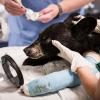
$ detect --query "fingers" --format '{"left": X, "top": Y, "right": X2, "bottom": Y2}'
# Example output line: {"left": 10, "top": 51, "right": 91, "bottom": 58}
{"left": 52, "top": 40, "right": 64, "bottom": 51}
{"left": 38, "top": 8, "right": 53, "bottom": 23}
{"left": 4, "top": 0, "right": 26, "bottom": 16}
{"left": 38, "top": 13, "right": 53, "bottom": 23}
{"left": 38, "top": 4, "right": 59, "bottom": 23}
{"left": 40, "top": 6, "right": 52, "bottom": 14}
{"left": 52, "top": 40, "right": 73, "bottom": 53}
{"left": 6, "top": 7, "right": 25, "bottom": 16}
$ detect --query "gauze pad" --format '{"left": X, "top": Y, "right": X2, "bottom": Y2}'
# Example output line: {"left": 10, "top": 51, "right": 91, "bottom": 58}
{"left": 25, "top": 8, "right": 40, "bottom": 21}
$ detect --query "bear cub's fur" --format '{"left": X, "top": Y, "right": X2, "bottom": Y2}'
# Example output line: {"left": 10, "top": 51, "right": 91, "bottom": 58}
{"left": 23, "top": 14, "right": 100, "bottom": 66}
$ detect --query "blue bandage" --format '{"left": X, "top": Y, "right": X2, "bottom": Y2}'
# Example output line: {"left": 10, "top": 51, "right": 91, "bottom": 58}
{"left": 25, "top": 70, "right": 80, "bottom": 96}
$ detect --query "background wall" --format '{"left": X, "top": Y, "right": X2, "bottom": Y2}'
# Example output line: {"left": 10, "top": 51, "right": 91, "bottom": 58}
{"left": 94, "top": 0, "right": 100, "bottom": 10}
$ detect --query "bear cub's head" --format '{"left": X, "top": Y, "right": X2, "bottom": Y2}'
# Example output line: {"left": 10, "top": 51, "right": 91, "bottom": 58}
{"left": 24, "top": 14, "right": 99, "bottom": 60}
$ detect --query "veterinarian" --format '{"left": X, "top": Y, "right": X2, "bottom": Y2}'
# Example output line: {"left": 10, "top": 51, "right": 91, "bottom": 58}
{"left": 0, "top": 0, "right": 95, "bottom": 46}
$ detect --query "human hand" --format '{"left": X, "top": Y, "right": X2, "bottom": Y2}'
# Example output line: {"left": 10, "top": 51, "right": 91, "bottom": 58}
{"left": 52, "top": 40, "right": 92, "bottom": 72}
{"left": 4, "top": 0, "right": 26, "bottom": 16}
{"left": 38, "top": 4, "right": 59, "bottom": 23}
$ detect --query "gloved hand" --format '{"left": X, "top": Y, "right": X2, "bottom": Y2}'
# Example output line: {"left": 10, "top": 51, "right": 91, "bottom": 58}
{"left": 52, "top": 40, "right": 93, "bottom": 72}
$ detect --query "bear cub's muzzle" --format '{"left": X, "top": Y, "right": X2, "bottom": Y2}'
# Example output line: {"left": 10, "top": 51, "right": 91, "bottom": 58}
{"left": 24, "top": 43, "right": 44, "bottom": 59}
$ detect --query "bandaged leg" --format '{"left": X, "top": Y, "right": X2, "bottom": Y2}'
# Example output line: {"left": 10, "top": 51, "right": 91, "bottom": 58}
{"left": 22, "top": 70, "right": 80, "bottom": 96}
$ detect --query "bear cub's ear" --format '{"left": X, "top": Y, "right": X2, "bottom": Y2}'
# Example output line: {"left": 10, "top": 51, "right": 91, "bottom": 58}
{"left": 71, "top": 17, "right": 97, "bottom": 41}
{"left": 64, "top": 13, "right": 80, "bottom": 29}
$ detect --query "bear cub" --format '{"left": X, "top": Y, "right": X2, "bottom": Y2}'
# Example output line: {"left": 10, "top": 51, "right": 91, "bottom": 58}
{"left": 23, "top": 13, "right": 100, "bottom": 66}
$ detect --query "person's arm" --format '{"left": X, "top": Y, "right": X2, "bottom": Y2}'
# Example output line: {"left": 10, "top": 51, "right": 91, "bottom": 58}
{"left": 38, "top": 0, "right": 95, "bottom": 23}
{"left": 94, "top": 78, "right": 100, "bottom": 100}
{"left": 76, "top": 52, "right": 100, "bottom": 99}
{"left": 59, "top": 0, "right": 95, "bottom": 13}
{"left": 76, "top": 67, "right": 98, "bottom": 99}
{"left": 77, "top": 67, "right": 100, "bottom": 100}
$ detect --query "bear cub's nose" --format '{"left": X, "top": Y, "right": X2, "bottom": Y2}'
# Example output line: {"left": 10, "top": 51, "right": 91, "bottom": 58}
{"left": 24, "top": 48, "right": 31, "bottom": 56}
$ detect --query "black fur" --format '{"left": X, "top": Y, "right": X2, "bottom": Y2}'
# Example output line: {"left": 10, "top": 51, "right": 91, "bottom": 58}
{"left": 23, "top": 14, "right": 100, "bottom": 66}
